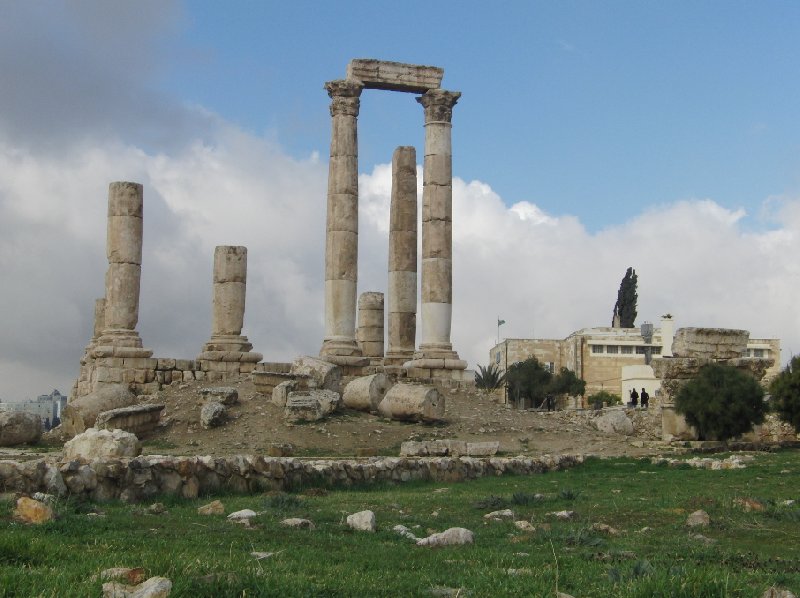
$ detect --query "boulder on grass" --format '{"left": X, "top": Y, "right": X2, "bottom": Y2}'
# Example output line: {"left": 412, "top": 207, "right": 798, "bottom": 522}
{"left": 593, "top": 410, "right": 634, "bottom": 436}
{"left": 0, "top": 411, "right": 43, "bottom": 446}
{"left": 63, "top": 428, "right": 141, "bottom": 461}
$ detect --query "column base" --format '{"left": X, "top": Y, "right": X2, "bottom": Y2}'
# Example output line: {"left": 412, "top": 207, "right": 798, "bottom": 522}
{"left": 197, "top": 351, "right": 263, "bottom": 363}
{"left": 320, "top": 337, "right": 364, "bottom": 358}
{"left": 91, "top": 329, "right": 152, "bottom": 358}
{"left": 384, "top": 350, "right": 415, "bottom": 367}
{"left": 202, "top": 335, "right": 254, "bottom": 353}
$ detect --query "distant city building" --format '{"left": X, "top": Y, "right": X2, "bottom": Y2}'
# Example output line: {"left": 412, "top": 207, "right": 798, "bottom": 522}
{"left": 490, "top": 316, "right": 780, "bottom": 406}
{"left": 0, "top": 389, "right": 67, "bottom": 430}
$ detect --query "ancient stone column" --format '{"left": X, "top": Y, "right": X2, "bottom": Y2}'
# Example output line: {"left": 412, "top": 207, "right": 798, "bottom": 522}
{"left": 95, "top": 182, "right": 152, "bottom": 357}
{"left": 408, "top": 89, "right": 465, "bottom": 372}
{"left": 385, "top": 146, "right": 418, "bottom": 366}
{"left": 320, "top": 79, "right": 365, "bottom": 363}
{"left": 357, "top": 292, "right": 384, "bottom": 363}
{"left": 200, "top": 246, "right": 262, "bottom": 362}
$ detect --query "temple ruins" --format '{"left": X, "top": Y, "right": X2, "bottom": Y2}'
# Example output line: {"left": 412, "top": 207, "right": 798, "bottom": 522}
{"left": 71, "top": 59, "right": 472, "bottom": 407}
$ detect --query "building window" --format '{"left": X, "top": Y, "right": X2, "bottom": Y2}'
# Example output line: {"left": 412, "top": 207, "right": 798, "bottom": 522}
{"left": 592, "top": 345, "right": 603, "bottom": 354}
{"left": 652, "top": 346, "right": 662, "bottom": 355}
{"left": 636, "top": 346, "right": 646, "bottom": 354}
{"left": 620, "top": 346, "right": 633, "bottom": 354}
{"left": 495, "top": 352, "right": 501, "bottom": 364}
{"left": 606, "top": 345, "right": 618, "bottom": 354}
{"left": 754, "top": 349, "right": 764, "bottom": 358}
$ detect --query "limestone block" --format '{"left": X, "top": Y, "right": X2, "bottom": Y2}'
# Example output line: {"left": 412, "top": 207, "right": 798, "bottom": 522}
{"left": 346, "top": 510, "right": 376, "bottom": 532}
{"left": 0, "top": 412, "right": 43, "bottom": 446}
{"left": 199, "top": 387, "right": 239, "bottom": 405}
{"left": 422, "top": 154, "right": 452, "bottom": 186}
{"left": 359, "top": 341, "right": 384, "bottom": 358}
{"left": 329, "top": 118, "right": 358, "bottom": 156}
{"left": 389, "top": 197, "right": 418, "bottom": 233}
{"left": 284, "top": 396, "right": 324, "bottom": 423}
{"left": 200, "top": 401, "right": 226, "bottom": 429}
{"left": 422, "top": 124, "right": 453, "bottom": 156}
{"left": 327, "top": 193, "right": 359, "bottom": 233}
{"left": 421, "top": 220, "right": 452, "bottom": 258}
{"left": 291, "top": 356, "right": 342, "bottom": 393}
{"left": 156, "top": 358, "right": 176, "bottom": 370}
{"left": 421, "top": 261, "right": 453, "bottom": 305}
{"left": 346, "top": 59, "right": 443, "bottom": 93}
{"left": 103, "top": 262, "right": 142, "bottom": 330}
{"left": 416, "top": 527, "right": 473, "bottom": 547}
{"left": 378, "top": 384, "right": 445, "bottom": 422}
{"left": 387, "top": 272, "right": 417, "bottom": 312}
{"left": 327, "top": 156, "right": 359, "bottom": 196}
{"left": 593, "top": 410, "right": 634, "bottom": 436}
{"left": 95, "top": 404, "right": 164, "bottom": 434}
{"left": 108, "top": 181, "right": 143, "bottom": 217}
{"left": 272, "top": 381, "right": 297, "bottom": 407}
{"left": 672, "top": 328, "right": 749, "bottom": 359}
{"left": 213, "top": 282, "right": 246, "bottom": 335}
{"left": 213, "top": 246, "right": 247, "bottom": 284}
{"left": 106, "top": 215, "right": 143, "bottom": 264}
{"left": 388, "top": 231, "right": 418, "bottom": 271}
{"left": 325, "top": 231, "right": 358, "bottom": 280}
{"left": 64, "top": 428, "right": 141, "bottom": 460}
{"left": 466, "top": 441, "right": 500, "bottom": 457}
{"left": 238, "top": 363, "right": 255, "bottom": 374}
{"left": 661, "top": 404, "right": 698, "bottom": 441}
{"left": 61, "top": 384, "right": 137, "bottom": 437}
{"left": 342, "top": 373, "right": 392, "bottom": 412}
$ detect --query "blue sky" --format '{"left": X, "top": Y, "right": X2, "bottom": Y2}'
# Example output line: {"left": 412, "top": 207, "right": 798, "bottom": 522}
{"left": 0, "top": 1, "right": 799, "bottom": 399}
{"left": 157, "top": 1, "right": 800, "bottom": 231}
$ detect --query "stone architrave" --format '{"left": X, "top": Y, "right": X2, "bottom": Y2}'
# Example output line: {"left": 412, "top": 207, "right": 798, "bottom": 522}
{"left": 385, "top": 146, "right": 418, "bottom": 366}
{"left": 357, "top": 292, "right": 384, "bottom": 363}
{"left": 320, "top": 79, "right": 366, "bottom": 364}
{"left": 94, "top": 182, "right": 152, "bottom": 358}
{"left": 406, "top": 89, "right": 466, "bottom": 372}
{"left": 199, "top": 246, "right": 262, "bottom": 364}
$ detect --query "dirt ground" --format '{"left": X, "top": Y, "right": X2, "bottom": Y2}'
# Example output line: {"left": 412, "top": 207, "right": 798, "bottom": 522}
{"left": 113, "top": 377, "right": 667, "bottom": 459}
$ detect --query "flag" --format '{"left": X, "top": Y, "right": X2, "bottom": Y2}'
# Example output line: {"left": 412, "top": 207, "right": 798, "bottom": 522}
{"left": 498, "top": 319, "right": 506, "bottom": 326}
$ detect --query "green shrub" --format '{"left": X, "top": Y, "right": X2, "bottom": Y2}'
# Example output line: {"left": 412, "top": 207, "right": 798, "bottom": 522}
{"left": 675, "top": 363, "right": 766, "bottom": 441}
{"left": 770, "top": 356, "right": 800, "bottom": 432}
{"left": 587, "top": 390, "right": 621, "bottom": 407}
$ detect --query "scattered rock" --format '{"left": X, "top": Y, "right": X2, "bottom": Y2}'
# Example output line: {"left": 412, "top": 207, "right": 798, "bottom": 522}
{"left": 32, "top": 492, "right": 56, "bottom": 505}
{"left": 547, "top": 510, "right": 576, "bottom": 520}
{"left": 347, "top": 510, "right": 376, "bottom": 532}
{"left": 733, "top": 497, "right": 765, "bottom": 512}
{"left": 148, "top": 503, "right": 167, "bottom": 515}
{"left": 429, "top": 587, "right": 469, "bottom": 597}
{"left": 271, "top": 380, "right": 296, "bottom": 408}
{"left": 13, "top": 496, "right": 54, "bottom": 524}
{"left": 590, "top": 523, "right": 620, "bottom": 535}
{"left": 199, "top": 387, "right": 238, "bottom": 405}
{"left": 281, "top": 517, "right": 315, "bottom": 529}
{"left": 686, "top": 510, "right": 710, "bottom": 527}
{"left": 284, "top": 390, "right": 341, "bottom": 423}
{"left": 227, "top": 509, "right": 257, "bottom": 521}
{"left": 101, "top": 576, "right": 172, "bottom": 598}
{"left": 416, "top": 527, "right": 474, "bottom": 547}
{"left": 484, "top": 509, "right": 515, "bottom": 521}
{"left": 393, "top": 524, "right": 419, "bottom": 541}
{"left": 290, "top": 356, "right": 342, "bottom": 393}
{"left": 0, "top": 411, "right": 43, "bottom": 446}
{"left": 98, "top": 568, "right": 146, "bottom": 585}
{"left": 200, "top": 401, "right": 226, "bottom": 429}
{"left": 267, "top": 443, "right": 294, "bottom": 457}
{"left": 513, "top": 520, "right": 536, "bottom": 532}
{"left": 63, "top": 428, "right": 141, "bottom": 460}
{"left": 762, "top": 587, "right": 797, "bottom": 598}
{"left": 197, "top": 500, "right": 225, "bottom": 516}
{"left": 61, "top": 384, "right": 136, "bottom": 437}
{"left": 690, "top": 533, "right": 717, "bottom": 545}
{"left": 378, "top": 384, "right": 445, "bottom": 423}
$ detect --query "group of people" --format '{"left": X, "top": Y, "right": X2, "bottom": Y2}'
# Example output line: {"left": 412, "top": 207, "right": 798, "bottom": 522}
{"left": 628, "top": 387, "right": 650, "bottom": 408}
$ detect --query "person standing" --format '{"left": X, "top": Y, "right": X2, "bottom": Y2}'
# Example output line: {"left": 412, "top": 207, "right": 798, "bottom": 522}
{"left": 629, "top": 388, "right": 639, "bottom": 408}
{"left": 640, "top": 388, "right": 650, "bottom": 409}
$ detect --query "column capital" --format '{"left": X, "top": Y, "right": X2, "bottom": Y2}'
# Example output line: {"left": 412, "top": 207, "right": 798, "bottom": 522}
{"left": 325, "top": 79, "right": 364, "bottom": 117}
{"left": 416, "top": 89, "right": 461, "bottom": 123}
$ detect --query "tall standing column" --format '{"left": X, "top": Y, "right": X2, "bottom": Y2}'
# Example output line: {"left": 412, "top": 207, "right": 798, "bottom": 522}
{"left": 385, "top": 146, "right": 418, "bottom": 365}
{"left": 95, "top": 181, "right": 152, "bottom": 358}
{"left": 320, "top": 79, "right": 365, "bottom": 361}
{"left": 409, "top": 89, "right": 465, "bottom": 371}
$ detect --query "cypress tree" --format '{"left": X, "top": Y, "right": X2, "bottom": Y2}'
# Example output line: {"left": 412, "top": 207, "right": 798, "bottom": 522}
{"left": 612, "top": 267, "right": 638, "bottom": 328}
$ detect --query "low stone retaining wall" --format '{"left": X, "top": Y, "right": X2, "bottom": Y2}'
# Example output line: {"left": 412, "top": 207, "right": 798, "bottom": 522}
{"left": 0, "top": 453, "right": 583, "bottom": 503}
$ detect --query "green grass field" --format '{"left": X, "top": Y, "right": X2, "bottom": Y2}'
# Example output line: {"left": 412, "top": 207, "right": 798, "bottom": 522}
{"left": 2, "top": 451, "right": 800, "bottom": 597}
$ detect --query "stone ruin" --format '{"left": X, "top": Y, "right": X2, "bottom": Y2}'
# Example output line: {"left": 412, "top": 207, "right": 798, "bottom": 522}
{"left": 65, "top": 59, "right": 473, "bottom": 440}
{"left": 653, "top": 327, "right": 775, "bottom": 441}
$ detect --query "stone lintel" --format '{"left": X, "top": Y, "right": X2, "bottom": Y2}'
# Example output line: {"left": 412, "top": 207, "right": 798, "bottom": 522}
{"left": 346, "top": 59, "right": 443, "bottom": 93}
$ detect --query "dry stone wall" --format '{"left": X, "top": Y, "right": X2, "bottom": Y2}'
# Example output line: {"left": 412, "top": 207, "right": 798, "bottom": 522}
{"left": 0, "top": 454, "right": 583, "bottom": 502}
